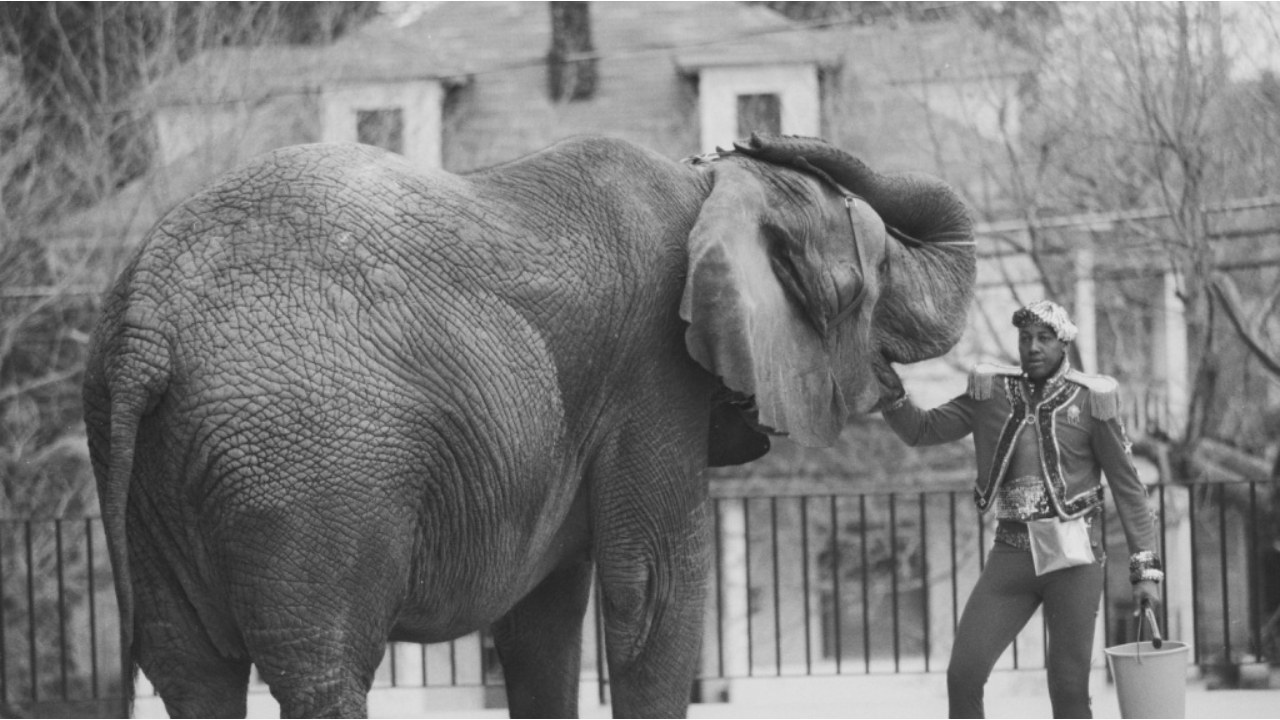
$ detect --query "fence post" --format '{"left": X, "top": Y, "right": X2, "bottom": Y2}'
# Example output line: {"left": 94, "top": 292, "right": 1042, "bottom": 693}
{"left": 719, "top": 499, "right": 750, "bottom": 681}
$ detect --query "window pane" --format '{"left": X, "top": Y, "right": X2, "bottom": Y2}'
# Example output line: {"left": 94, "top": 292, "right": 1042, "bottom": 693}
{"left": 357, "top": 108, "right": 404, "bottom": 154}
{"left": 737, "top": 94, "right": 782, "bottom": 137}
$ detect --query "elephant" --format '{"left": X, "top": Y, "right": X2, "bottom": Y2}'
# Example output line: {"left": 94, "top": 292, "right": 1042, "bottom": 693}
{"left": 82, "top": 132, "right": 975, "bottom": 718}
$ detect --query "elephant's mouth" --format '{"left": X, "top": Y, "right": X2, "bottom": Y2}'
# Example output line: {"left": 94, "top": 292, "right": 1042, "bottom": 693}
{"left": 870, "top": 350, "right": 904, "bottom": 398}
{"left": 874, "top": 347, "right": 903, "bottom": 375}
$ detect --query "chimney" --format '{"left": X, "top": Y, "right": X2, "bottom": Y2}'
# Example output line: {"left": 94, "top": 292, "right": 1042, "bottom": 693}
{"left": 547, "top": 2, "right": 597, "bottom": 101}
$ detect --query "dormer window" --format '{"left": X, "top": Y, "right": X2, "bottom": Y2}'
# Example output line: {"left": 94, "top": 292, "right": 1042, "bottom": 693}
{"left": 675, "top": 59, "right": 830, "bottom": 152}
{"left": 737, "top": 93, "right": 782, "bottom": 136}
{"left": 321, "top": 81, "right": 449, "bottom": 169}
{"left": 357, "top": 108, "right": 405, "bottom": 153}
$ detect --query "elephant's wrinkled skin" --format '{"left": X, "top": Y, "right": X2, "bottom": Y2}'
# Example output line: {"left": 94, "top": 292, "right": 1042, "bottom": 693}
{"left": 82, "top": 134, "right": 975, "bottom": 718}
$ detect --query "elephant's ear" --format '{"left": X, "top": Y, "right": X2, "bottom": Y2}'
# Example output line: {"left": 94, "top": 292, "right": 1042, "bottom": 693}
{"left": 679, "top": 161, "right": 855, "bottom": 447}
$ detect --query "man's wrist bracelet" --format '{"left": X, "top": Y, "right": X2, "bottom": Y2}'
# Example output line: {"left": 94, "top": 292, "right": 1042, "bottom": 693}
{"left": 1129, "top": 551, "right": 1164, "bottom": 584}
{"left": 883, "top": 392, "right": 909, "bottom": 412}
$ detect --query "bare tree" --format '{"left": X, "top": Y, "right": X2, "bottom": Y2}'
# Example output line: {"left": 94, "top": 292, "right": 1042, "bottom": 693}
{"left": 934, "top": 2, "right": 1280, "bottom": 451}
{"left": 0, "top": 4, "right": 374, "bottom": 712}
{"left": 916, "top": 1, "right": 1280, "bottom": 670}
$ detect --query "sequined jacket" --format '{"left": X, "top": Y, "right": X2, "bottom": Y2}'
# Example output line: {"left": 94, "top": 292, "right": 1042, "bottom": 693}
{"left": 882, "top": 360, "right": 1163, "bottom": 582}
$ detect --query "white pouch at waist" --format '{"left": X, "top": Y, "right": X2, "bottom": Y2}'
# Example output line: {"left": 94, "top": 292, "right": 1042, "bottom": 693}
{"left": 1027, "top": 516, "right": 1094, "bottom": 576}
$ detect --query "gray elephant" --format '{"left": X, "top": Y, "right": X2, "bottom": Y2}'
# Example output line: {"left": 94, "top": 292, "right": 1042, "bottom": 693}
{"left": 82, "top": 133, "right": 975, "bottom": 718}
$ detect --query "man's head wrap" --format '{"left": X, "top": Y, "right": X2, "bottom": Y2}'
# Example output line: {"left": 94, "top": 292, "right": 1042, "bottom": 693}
{"left": 1012, "top": 300, "right": 1077, "bottom": 343}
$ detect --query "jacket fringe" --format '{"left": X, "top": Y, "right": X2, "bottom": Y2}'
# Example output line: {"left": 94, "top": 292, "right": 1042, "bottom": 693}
{"left": 1067, "top": 370, "right": 1121, "bottom": 421}
{"left": 1088, "top": 390, "right": 1120, "bottom": 421}
{"left": 968, "top": 362, "right": 1019, "bottom": 401}
{"left": 968, "top": 364, "right": 1121, "bottom": 421}
{"left": 967, "top": 370, "right": 993, "bottom": 400}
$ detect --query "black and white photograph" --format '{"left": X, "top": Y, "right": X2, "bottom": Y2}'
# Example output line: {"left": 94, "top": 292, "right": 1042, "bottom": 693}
{"left": 2, "top": 2, "right": 1279, "bottom": 718}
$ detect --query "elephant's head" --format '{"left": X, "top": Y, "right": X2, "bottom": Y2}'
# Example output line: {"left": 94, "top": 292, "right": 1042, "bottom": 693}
{"left": 680, "top": 133, "right": 976, "bottom": 448}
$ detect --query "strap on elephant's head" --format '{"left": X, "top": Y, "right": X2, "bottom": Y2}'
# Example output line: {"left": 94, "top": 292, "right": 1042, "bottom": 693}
{"left": 680, "top": 138, "right": 886, "bottom": 445}
{"left": 680, "top": 133, "right": 977, "bottom": 447}
{"left": 691, "top": 139, "right": 901, "bottom": 333}
{"left": 686, "top": 139, "right": 884, "bottom": 330}
{"left": 687, "top": 134, "right": 981, "bottom": 339}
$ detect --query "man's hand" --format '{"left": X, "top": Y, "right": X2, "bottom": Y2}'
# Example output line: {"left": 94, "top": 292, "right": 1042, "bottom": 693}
{"left": 873, "top": 358, "right": 905, "bottom": 410}
{"left": 1132, "top": 580, "right": 1161, "bottom": 611}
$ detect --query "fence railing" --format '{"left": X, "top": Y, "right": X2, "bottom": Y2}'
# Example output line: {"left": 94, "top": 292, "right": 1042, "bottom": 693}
{"left": 3, "top": 478, "right": 1275, "bottom": 715}
{"left": 699, "top": 478, "right": 1278, "bottom": 681}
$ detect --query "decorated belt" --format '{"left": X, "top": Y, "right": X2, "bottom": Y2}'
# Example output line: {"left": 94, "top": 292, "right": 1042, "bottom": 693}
{"left": 995, "top": 475, "right": 1054, "bottom": 522}
{"left": 994, "top": 520, "right": 1032, "bottom": 551}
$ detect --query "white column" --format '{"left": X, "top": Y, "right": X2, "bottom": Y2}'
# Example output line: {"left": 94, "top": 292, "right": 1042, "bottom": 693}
{"left": 1160, "top": 271, "right": 1190, "bottom": 436}
{"left": 1073, "top": 247, "right": 1098, "bottom": 374}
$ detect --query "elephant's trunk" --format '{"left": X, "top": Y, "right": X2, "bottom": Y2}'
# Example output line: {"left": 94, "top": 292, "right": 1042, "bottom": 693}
{"left": 730, "top": 134, "right": 977, "bottom": 363}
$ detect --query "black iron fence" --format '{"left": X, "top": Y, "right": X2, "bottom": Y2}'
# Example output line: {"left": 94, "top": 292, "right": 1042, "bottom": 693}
{"left": 700, "top": 478, "right": 1278, "bottom": 681}
{"left": 3, "top": 479, "right": 1276, "bottom": 715}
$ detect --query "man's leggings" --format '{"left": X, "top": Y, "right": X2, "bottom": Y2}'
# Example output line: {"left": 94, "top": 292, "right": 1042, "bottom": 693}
{"left": 947, "top": 541, "right": 1104, "bottom": 718}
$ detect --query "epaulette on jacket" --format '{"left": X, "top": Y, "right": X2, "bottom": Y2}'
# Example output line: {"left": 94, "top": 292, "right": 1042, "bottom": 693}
{"left": 967, "top": 363, "right": 1122, "bottom": 421}
{"left": 1066, "top": 369, "right": 1122, "bottom": 421}
{"left": 966, "top": 362, "right": 1021, "bottom": 401}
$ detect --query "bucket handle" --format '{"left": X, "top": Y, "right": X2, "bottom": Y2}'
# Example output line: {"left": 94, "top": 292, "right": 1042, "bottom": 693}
{"left": 1135, "top": 598, "right": 1164, "bottom": 664}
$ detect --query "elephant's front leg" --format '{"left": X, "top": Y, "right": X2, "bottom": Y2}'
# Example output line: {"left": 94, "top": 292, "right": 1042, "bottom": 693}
{"left": 491, "top": 557, "right": 594, "bottom": 718}
{"left": 595, "top": 494, "right": 710, "bottom": 718}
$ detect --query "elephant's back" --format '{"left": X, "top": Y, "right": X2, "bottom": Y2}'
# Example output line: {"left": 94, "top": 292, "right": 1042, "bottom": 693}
{"left": 131, "top": 142, "right": 502, "bottom": 346}
{"left": 120, "top": 143, "right": 577, "bottom": 606}
{"left": 137, "top": 142, "right": 564, "bottom": 461}
{"left": 139, "top": 142, "right": 556, "bottom": 310}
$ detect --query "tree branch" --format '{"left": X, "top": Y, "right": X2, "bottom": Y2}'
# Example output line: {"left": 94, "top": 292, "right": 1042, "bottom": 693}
{"left": 1210, "top": 273, "right": 1280, "bottom": 378}
{"left": 0, "top": 367, "right": 82, "bottom": 404}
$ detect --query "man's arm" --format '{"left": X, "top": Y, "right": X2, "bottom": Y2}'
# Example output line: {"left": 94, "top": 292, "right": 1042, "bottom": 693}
{"left": 1088, "top": 387, "right": 1164, "bottom": 605}
{"left": 877, "top": 364, "right": 977, "bottom": 447}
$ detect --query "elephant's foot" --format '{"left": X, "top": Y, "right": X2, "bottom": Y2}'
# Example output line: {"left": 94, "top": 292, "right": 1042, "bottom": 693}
{"left": 263, "top": 669, "right": 370, "bottom": 719}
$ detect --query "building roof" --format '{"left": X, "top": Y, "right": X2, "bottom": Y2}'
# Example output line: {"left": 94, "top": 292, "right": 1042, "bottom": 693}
{"left": 51, "top": 3, "right": 1027, "bottom": 248}
{"left": 46, "top": 93, "right": 319, "bottom": 246}
{"left": 145, "top": 8, "right": 472, "bottom": 107}
{"left": 377, "top": 1, "right": 835, "bottom": 75}
{"left": 147, "top": 2, "right": 835, "bottom": 106}
{"left": 54, "top": 1, "right": 846, "bottom": 246}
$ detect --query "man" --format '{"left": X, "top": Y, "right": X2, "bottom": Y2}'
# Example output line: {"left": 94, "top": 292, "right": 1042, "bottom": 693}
{"left": 878, "top": 300, "right": 1162, "bottom": 718}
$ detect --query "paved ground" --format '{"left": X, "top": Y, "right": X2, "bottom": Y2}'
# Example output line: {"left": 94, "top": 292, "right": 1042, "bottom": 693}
{"left": 673, "top": 673, "right": 1280, "bottom": 719}
{"left": 135, "top": 668, "right": 1280, "bottom": 718}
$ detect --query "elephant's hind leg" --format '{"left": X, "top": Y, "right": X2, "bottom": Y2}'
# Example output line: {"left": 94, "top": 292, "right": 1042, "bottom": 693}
{"left": 132, "top": 564, "right": 252, "bottom": 717}
{"left": 492, "top": 557, "right": 595, "bottom": 718}
{"left": 236, "top": 596, "right": 386, "bottom": 718}
{"left": 256, "top": 652, "right": 374, "bottom": 719}
{"left": 241, "top": 609, "right": 384, "bottom": 718}
{"left": 150, "top": 654, "right": 252, "bottom": 720}
{"left": 227, "top": 525, "right": 400, "bottom": 718}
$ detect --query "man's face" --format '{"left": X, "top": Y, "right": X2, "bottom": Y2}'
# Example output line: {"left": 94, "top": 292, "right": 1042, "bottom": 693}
{"left": 1018, "top": 322, "right": 1068, "bottom": 381}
